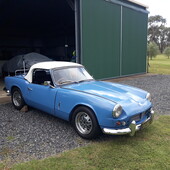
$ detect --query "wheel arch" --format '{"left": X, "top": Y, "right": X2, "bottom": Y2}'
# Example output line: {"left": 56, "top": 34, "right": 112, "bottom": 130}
{"left": 11, "top": 85, "right": 25, "bottom": 102}
{"left": 69, "top": 104, "right": 98, "bottom": 123}
{"left": 11, "top": 85, "right": 26, "bottom": 110}
{"left": 11, "top": 85, "right": 21, "bottom": 93}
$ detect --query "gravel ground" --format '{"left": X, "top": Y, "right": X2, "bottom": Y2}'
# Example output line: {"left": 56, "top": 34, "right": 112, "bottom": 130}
{"left": 0, "top": 104, "right": 91, "bottom": 164}
{"left": 120, "top": 74, "right": 170, "bottom": 115}
{"left": 0, "top": 74, "right": 170, "bottom": 164}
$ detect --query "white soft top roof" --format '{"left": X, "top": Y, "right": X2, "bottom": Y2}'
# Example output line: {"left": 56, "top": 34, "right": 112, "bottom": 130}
{"left": 25, "top": 61, "right": 82, "bottom": 83}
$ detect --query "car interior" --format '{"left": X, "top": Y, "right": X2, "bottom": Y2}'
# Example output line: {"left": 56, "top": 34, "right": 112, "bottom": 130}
{"left": 32, "top": 69, "right": 53, "bottom": 86}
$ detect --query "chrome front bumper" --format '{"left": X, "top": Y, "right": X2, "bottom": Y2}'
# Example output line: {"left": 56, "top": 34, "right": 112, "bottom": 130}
{"left": 102, "top": 110, "right": 154, "bottom": 136}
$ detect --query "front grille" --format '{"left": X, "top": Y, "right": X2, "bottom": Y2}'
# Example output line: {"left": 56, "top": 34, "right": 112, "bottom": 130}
{"left": 132, "top": 114, "right": 141, "bottom": 122}
{"left": 131, "top": 108, "right": 151, "bottom": 123}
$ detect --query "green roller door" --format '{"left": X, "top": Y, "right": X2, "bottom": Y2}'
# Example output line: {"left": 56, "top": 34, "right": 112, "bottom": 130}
{"left": 121, "top": 7, "right": 148, "bottom": 75}
{"left": 80, "top": 0, "right": 121, "bottom": 79}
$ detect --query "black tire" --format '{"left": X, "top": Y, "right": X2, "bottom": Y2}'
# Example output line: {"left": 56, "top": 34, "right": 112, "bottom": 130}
{"left": 71, "top": 106, "right": 100, "bottom": 139}
{"left": 11, "top": 87, "right": 25, "bottom": 110}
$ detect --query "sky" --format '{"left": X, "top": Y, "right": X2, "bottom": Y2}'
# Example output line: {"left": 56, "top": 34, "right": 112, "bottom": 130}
{"left": 137, "top": 0, "right": 170, "bottom": 27}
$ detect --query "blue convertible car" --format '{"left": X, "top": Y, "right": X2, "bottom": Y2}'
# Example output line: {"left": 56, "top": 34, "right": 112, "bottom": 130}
{"left": 4, "top": 61, "right": 154, "bottom": 139}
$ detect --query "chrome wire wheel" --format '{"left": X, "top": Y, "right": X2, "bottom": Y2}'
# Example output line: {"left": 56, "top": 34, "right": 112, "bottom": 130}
{"left": 72, "top": 106, "right": 100, "bottom": 139}
{"left": 13, "top": 90, "right": 22, "bottom": 107}
{"left": 75, "top": 112, "right": 93, "bottom": 135}
{"left": 12, "top": 88, "right": 25, "bottom": 110}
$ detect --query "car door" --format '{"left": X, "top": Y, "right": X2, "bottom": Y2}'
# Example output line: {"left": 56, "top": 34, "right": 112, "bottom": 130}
{"left": 26, "top": 69, "right": 58, "bottom": 115}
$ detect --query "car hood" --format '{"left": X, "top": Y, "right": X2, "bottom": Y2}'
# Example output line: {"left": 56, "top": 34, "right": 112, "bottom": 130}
{"left": 63, "top": 81, "right": 151, "bottom": 113}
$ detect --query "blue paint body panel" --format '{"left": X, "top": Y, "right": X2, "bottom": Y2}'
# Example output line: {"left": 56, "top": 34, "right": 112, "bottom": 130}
{"left": 4, "top": 75, "right": 152, "bottom": 131}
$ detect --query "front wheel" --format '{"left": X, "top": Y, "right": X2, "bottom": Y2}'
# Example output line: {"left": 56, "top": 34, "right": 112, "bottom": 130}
{"left": 11, "top": 87, "right": 25, "bottom": 110}
{"left": 72, "top": 106, "right": 100, "bottom": 139}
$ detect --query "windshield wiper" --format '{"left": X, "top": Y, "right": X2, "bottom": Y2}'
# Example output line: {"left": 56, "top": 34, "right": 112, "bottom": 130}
{"left": 58, "top": 79, "right": 94, "bottom": 85}
{"left": 78, "top": 79, "right": 94, "bottom": 83}
{"left": 58, "top": 80, "right": 77, "bottom": 85}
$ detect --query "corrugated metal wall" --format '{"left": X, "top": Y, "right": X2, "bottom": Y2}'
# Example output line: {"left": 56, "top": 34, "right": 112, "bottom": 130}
{"left": 122, "top": 7, "right": 148, "bottom": 75}
{"left": 80, "top": 0, "right": 148, "bottom": 79}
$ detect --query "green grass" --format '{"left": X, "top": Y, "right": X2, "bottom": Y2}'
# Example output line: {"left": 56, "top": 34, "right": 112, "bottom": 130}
{"left": 1, "top": 116, "right": 169, "bottom": 170}
{"left": 149, "top": 55, "right": 170, "bottom": 74}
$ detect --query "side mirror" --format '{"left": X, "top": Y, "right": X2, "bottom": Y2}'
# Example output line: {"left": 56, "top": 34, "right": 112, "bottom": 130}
{"left": 44, "top": 81, "right": 51, "bottom": 86}
{"left": 44, "top": 81, "right": 55, "bottom": 88}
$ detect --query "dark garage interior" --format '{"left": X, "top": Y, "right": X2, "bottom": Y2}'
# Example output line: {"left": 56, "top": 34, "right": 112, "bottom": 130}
{"left": 0, "top": 0, "right": 76, "bottom": 77}
{"left": 0, "top": 0, "right": 148, "bottom": 80}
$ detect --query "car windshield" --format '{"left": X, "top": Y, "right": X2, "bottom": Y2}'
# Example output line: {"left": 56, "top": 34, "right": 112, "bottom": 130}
{"left": 52, "top": 67, "right": 94, "bottom": 85}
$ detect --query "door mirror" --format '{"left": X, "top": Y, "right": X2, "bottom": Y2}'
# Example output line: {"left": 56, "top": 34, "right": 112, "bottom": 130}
{"left": 44, "top": 81, "right": 55, "bottom": 88}
{"left": 44, "top": 81, "right": 51, "bottom": 86}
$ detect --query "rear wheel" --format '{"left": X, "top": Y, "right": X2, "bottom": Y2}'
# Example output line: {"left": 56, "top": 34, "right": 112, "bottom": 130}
{"left": 72, "top": 106, "right": 100, "bottom": 139}
{"left": 11, "top": 87, "right": 25, "bottom": 110}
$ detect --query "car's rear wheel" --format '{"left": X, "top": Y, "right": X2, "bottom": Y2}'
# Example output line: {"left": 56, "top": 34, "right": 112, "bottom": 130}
{"left": 11, "top": 87, "right": 25, "bottom": 110}
{"left": 72, "top": 106, "right": 100, "bottom": 139}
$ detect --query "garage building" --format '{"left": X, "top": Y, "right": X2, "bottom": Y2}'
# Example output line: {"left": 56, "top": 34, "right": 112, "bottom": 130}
{"left": 0, "top": 0, "right": 148, "bottom": 79}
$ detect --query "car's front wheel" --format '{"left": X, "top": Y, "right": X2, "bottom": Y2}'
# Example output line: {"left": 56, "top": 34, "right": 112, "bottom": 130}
{"left": 72, "top": 106, "right": 100, "bottom": 139}
{"left": 11, "top": 87, "right": 25, "bottom": 110}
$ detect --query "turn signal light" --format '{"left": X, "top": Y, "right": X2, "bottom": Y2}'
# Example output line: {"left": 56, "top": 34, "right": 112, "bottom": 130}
{"left": 116, "top": 121, "right": 126, "bottom": 126}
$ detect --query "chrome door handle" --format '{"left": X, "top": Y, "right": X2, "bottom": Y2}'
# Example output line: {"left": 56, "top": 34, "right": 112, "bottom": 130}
{"left": 27, "top": 87, "right": 32, "bottom": 91}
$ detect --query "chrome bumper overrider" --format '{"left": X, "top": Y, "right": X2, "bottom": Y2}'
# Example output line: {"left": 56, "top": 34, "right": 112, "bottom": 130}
{"left": 102, "top": 110, "right": 154, "bottom": 136}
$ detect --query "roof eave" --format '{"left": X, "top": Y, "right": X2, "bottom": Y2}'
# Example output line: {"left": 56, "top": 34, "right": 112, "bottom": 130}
{"left": 127, "top": 0, "right": 149, "bottom": 9}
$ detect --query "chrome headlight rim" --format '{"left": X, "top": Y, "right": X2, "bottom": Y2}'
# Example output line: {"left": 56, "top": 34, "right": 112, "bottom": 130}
{"left": 112, "top": 104, "right": 122, "bottom": 118}
{"left": 146, "top": 93, "right": 151, "bottom": 102}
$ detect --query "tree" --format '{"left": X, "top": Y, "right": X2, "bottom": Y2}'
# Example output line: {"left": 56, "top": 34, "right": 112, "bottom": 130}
{"left": 148, "top": 15, "right": 170, "bottom": 53}
{"left": 147, "top": 42, "right": 160, "bottom": 60}
{"left": 159, "top": 27, "right": 170, "bottom": 52}
{"left": 163, "top": 46, "right": 170, "bottom": 59}
{"left": 148, "top": 15, "right": 166, "bottom": 43}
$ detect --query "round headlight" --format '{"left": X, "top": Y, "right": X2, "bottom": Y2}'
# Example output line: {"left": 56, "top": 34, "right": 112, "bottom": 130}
{"left": 112, "top": 104, "right": 122, "bottom": 118}
{"left": 146, "top": 93, "right": 151, "bottom": 102}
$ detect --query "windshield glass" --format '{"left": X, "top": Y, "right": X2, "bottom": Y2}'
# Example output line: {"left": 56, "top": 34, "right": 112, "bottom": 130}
{"left": 52, "top": 67, "right": 94, "bottom": 85}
